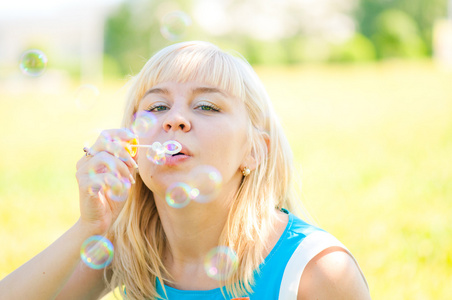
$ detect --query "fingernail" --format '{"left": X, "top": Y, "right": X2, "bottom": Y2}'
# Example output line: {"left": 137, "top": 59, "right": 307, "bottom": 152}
{"left": 129, "top": 174, "right": 136, "bottom": 184}
{"left": 131, "top": 159, "right": 139, "bottom": 169}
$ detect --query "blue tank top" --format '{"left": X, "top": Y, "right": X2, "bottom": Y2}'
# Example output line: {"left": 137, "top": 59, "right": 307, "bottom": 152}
{"left": 155, "top": 210, "right": 324, "bottom": 299}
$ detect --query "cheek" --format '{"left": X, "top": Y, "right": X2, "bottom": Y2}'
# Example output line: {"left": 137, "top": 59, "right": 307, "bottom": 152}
{"left": 136, "top": 154, "right": 160, "bottom": 190}
{"left": 205, "top": 124, "right": 248, "bottom": 165}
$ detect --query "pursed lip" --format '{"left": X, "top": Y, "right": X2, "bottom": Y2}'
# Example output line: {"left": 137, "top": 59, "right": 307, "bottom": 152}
{"left": 164, "top": 153, "right": 191, "bottom": 166}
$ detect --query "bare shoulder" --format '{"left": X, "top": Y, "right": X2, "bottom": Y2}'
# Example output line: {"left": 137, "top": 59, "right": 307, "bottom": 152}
{"left": 298, "top": 247, "right": 371, "bottom": 300}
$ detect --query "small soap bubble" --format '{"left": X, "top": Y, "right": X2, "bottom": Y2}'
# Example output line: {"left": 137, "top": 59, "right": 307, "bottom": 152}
{"left": 188, "top": 165, "right": 222, "bottom": 203}
{"left": 87, "top": 180, "right": 105, "bottom": 196}
{"left": 160, "top": 11, "right": 192, "bottom": 41}
{"left": 86, "top": 158, "right": 130, "bottom": 201}
{"left": 165, "top": 182, "right": 196, "bottom": 208}
{"left": 80, "top": 235, "right": 114, "bottom": 269}
{"left": 204, "top": 246, "right": 238, "bottom": 281}
{"left": 74, "top": 84, "right": 100, "bottom": 110}
{"left": 105, "top": 141, "right": 123, "bottom": 158}
{"left": 151, "top": 141, "right": 164, "bottom": 152}
{"left": 19, "top": 49, "right": 47, "bottom": 76}
{"left": 163, "top": 140, "right": 182, "bottom": 155}
{"left": 131, "top": 111, "right": 157, "bottom": 137}
{"left": 146, "top": 147, "right": 167, "bottom": 165}
{"left": 102, "top": 131, "right": 135, "bottom": 160}
{"left": 105, "top": 174, "right": 131, "bottom": 202}
{"left": 87, "top": 168, "right": 105, "bottom": 196}
{"left": 87, "top": 184, "right": 99, "bottom": 196}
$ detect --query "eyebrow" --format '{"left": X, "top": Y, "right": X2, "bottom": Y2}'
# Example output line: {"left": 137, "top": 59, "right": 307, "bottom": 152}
{"left": 143, "top": 86, "right": 228, "bottom": 97}
{"left": 143, "top": 87, "right": 170, "bottom": 97}
{"left": 192, "top": 87, "right": 228, "bottom": 97}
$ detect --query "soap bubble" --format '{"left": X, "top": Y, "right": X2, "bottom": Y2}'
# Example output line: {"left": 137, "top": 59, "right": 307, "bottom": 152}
{"left": 146, "top": 146, "right": 166, "bottom": 165}
{"left": 163, "top": 140, "right": 182, "bottom": 155}
{"left": 19, "top": 49, "right": 47, "bottom": 76}
{"left": 165, "top": 182, "right": 198, "bottom": 208}
{"left": 86, "top": 158, "right": 131, "bottom": 201}
{"left": 104, "top": 141, "right": 122, "bottom": 158}
{"left": 131, "top": 111, "right": 157, "bottom": 137}
{"left": 204, "top": 246, "right": 238, "bottom": 281}
{"left": 101, "top": 131, "right": 137, "bottom": 161}
{"left": 87, "top": 178, "right": 104, "bottom": 196}
{"left": 87, "top": 167, "right": 106, "bottom": 196}
{"left": 188, "top": 165, "right": 222, "bottom": 204}
{"left": 74, "top": 84, "right": 100, "bottom": 110}
{"left": 151, "top": 141, "right": 164, "bottom": 151}
{"left": 80, "top": 235, "right": 114, "bottom": 269}
{"left": 160, "top": 11, "right": 192, "bottom": 41}
{"left": 105, "top": 173, "right": 131, "bottom": 202}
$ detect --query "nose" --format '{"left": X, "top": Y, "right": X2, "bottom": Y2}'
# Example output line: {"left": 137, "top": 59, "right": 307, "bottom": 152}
{"left": 162, "top": 107, "right": 191, "bottom": 132}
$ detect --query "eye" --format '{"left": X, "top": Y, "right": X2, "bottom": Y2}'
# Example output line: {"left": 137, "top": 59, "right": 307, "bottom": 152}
{"left": 195, "top": 102, "right": 221, "bottom": 112}
{"left": 145, "top": 104, "right": 169, "bottom": 112}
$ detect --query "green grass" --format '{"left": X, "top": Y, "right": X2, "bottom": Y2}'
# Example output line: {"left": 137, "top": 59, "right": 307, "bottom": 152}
{"left": 1, "top": 61, "right": 451, "bottom": 299}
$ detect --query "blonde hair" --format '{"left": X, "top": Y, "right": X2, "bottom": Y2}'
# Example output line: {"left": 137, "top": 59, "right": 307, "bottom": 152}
{"left": 108, "top": 41, "right": 302, "bottom": 299}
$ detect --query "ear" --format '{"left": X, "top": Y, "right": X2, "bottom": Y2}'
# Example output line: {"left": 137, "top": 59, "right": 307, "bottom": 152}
{"left": 240, "top": 131, "right": 270, "bottom": 172}
{"left": 241, "top": 155, "right": 257, "bottom": 173}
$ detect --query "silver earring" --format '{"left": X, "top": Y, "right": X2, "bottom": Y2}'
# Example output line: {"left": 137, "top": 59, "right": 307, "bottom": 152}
{"left": 242, "top": 166, "right": 251, "bottom": 177}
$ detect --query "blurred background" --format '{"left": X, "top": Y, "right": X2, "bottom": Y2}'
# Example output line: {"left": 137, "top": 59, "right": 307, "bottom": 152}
{"left": 1, "top": 0, "right": 451, "bottom": 299}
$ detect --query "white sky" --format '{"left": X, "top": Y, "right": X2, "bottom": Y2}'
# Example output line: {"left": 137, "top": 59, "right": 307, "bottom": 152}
{"left": 0, "top": 0, "right": 123, "bottom": 16}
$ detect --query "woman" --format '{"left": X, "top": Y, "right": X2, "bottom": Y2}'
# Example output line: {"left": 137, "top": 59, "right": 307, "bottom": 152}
{"left": 0, "top": 41, "right": 370, "bottom": 299}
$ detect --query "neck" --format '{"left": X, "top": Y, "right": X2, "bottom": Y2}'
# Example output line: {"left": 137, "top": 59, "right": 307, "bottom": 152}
{"left": 153, "top": 171, "right": 243, "bottom": 264}
{"left": 154, "top": 192, "right": 235, "bottom": 289}
{"left": 165, "top": 203, "right": 229, "bottom": 257}
{"left": 154, "top": 181, "right": 239, "bottom": 262}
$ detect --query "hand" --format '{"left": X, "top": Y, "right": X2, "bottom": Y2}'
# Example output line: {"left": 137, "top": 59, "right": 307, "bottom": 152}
{"left": 75, "top": 129, "right": 138, "bottom": 235}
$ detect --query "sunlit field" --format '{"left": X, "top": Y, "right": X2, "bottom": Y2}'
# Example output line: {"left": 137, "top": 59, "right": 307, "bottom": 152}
{"left": 0, "top": 61, "right": 451, "bottom": 299}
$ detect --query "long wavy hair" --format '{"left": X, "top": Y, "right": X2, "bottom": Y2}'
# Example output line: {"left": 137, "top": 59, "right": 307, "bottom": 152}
{"left": 108, "top": 41, "right": 304, "bottom": 299}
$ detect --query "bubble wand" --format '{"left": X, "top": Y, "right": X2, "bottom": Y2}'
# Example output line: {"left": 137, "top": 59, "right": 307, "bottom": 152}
{"left": 126, "top": 139, "right": 182, "bottom": 157}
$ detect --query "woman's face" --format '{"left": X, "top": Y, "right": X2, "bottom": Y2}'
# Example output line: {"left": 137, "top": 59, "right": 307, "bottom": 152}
{"left": 135, "top": 81, "right": 251, "bottom": 202}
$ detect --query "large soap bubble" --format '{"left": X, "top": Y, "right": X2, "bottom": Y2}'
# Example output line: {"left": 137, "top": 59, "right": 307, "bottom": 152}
{"left": 204, "top": 246, "right": 238, "bottom": 281}
{"left": 80, "top": 235, "right": 114, "bottom": 269}
{"left": 160, "top": 11, "right": 192, "bottom": 41}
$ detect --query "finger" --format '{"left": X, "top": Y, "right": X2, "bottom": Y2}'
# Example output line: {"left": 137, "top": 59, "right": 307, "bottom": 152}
{"left": 103, "top": 173, "right": 131, "bottom": 202}
{"left": 97, "top": 129, "right": 136, "bottom": 148}
{"left": 105, "top": 141, "right": 138, "bottom": 169}
{"left": 84, "top": 175, "right": 105, "bottom": 197}
{"left": 90, "top": 129, "right": 138, "bottom": 169}
{"left": 76, "top": 155, "right": 88, "bottom": 170}
{"left": 106, "top": 128, "right": 136, "bottom": 140}
{"left": 80, "top": 169, "right": 131, "bottom": 203}
{"left": 77, "top": 151, "right": 135, "bottom": 187}
{"left": 90, "top": 152, "right": 136, "bottom": 184}
{"left": 76, "top": 148, "right": 98, "bottom": 170}
{"left": 87, "top": 172, "right": 131, "bottom": 203}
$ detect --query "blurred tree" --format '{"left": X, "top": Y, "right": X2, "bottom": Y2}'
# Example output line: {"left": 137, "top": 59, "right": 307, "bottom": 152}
{"left": 355, "top": 0, "right": 447, "bottom": 58}
{"left": 372, "top": 9, "right": 427, "bottom": 59}
{"left": 104, "top": 0, "right": 196, "bottom": 76}
{"left": 329, "top": 33, "right": 376, "bottom": 63}
{"left": 103, "top": 0, "right": 448, "bottom": 70}
{"left": 104, "top": 1, "right": 153, "bottom": 76}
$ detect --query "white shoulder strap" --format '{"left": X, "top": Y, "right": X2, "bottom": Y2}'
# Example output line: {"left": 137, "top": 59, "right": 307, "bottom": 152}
{"left": 278, "top": 231, "right": 368, "bottom": 300}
